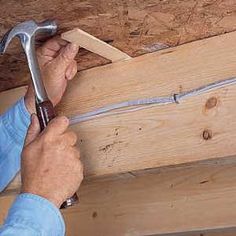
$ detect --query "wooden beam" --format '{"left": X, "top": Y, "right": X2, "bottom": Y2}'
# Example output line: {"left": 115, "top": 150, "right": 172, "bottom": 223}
{"left": 1, "top": 1, "right": 236, "bottom": 92}
{"left": 163, "top": 228, "right": 236, "bottom": 236}
{"left": 62, "top": 29, "right": 131, "bottom": 62}
{"left": 2, "top": 32, "right": 236, "bottom": 186}
{"left": 2, "top": 159, "right": 236, "bottom": 235}
{"left": 155, "top": 228, "right": 236, "bottom": 236}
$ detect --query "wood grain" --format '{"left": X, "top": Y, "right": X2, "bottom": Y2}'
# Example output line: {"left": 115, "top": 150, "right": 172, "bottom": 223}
{"left": 62, "top": 29, "right": 131, "bottom": 62}
{"left": 162, "top": 228, "right": 236, "bottom": 236}
{"left": 2, "top": 160, "right": 236, "bottom": 235}
{"left": 2, "top": 31, "right": 236, "bottom": 185}
{"left": 1, "top": 0, "right": 236, "bottom": 91}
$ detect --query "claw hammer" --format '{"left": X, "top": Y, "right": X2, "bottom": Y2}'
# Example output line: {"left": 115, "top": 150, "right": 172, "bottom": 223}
{"left": 0, "top": 20, "right": 78, "bottom": 209}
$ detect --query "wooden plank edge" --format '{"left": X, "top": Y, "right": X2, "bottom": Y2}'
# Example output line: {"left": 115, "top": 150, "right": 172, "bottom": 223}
{"left": 62, "top": 28, "right": 131, "bottom": 62}
{"left": 2, "top": 160, "right": 236, "bottom": 235}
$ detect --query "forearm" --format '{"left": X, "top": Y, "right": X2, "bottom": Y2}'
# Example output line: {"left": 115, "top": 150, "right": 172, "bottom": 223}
{"left": 0, "top": 193, "right": 65, "bottom": 236}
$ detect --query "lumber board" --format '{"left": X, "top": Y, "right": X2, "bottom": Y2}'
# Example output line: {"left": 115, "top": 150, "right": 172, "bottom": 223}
{"left": 2, "top": 32, "right": 236, "bottom": 188}
{"left": 62, "top": 29, "right": 131, "bottom": 62}
{"left": 2, "top": 160, "right": 236, "bottom": 235}
{"left": 1, "top": 0, "right": 236, "bottom": 92}
{"left": 165, "top": 228, "right": 236, "bottom": 236}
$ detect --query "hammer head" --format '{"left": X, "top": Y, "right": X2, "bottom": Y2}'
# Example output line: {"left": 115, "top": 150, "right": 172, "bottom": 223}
{"left": 0, "top": 20, "right": 57, "bottom": 103}
{"left": 0, "top": 20, "right": 57, "bottom": 54}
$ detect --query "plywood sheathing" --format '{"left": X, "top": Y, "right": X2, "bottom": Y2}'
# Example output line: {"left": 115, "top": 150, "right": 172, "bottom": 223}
{"left": 1, "top": 0, "right": 236, "bottom": 91}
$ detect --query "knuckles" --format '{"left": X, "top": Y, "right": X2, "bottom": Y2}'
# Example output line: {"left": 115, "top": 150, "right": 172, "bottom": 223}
{"left": 55, "top": 116, "right": 69, "bottom": 124}
{"left": 64, "top": 131, "right": 78, "bottom": 146}
{"left": 50, "top": 116, "right": 69, "bottom": 129}
{"left": 42, "top": 131, "right": 55, "bottom": 146}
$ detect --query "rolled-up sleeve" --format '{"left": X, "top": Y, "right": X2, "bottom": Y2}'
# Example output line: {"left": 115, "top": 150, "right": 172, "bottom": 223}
{"left": 0, "top": 97, "right": 30, "bottom": 191}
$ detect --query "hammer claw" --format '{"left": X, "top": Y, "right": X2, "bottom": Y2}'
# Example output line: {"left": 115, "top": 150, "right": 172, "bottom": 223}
{"left": 0, "top": 30, "right": 11, "bottom": 54}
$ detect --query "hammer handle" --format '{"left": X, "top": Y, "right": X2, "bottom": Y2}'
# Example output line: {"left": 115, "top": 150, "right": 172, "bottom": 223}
{"left": 36, "top": 100, "right": 55, "bottom": 130}
{"left": 36, "top": 100, "right": 79, "bottom": 209}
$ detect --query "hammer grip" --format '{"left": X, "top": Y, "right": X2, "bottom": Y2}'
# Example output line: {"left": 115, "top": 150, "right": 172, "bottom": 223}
{"left": 36, "top": 100, "right": 55, "bottom": 130}
{"left": 35, "top": 100, "right": 79, "bottom": 209}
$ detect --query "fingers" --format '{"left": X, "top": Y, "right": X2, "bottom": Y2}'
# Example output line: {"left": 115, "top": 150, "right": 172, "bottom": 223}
{"left": 77, "top": 159, "right": 84, "bottom": 178}
{"left": 25, "top": 114, "right": 40, "bottom": 146}
{"left": 46, "top": 116, "right": 70, "bottom": 136}
{"left": 37, "top": 36, "right": 68, "bottom": 57}
{"left": 77, "top": 159, "right": 84, "bottom": 180}
{"left": 62, "top": 131, "right": 78, "bottom": 147}
{"left": 69, "top": 147, "right": 81, "bottom": 160}
{"left": 65, "top": 60, "right": 78, "bottom": 80}
{"left": 52, "top": 43, "right": 79, "bottom": 72}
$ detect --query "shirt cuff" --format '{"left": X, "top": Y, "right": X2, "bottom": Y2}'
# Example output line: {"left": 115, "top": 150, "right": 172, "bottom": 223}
{"left": 1, "top": 97, "right": 30, "bottom": 146}
{"left": 4, "top": 193, "right": 65, "bottom": 235}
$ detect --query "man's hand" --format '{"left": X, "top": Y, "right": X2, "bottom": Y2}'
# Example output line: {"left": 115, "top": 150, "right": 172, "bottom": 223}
{"left": 25, "top": 37, "right": 79, "bottom": 113}
{"left": 21, "top": 114, "right": 83, "bottom": 208}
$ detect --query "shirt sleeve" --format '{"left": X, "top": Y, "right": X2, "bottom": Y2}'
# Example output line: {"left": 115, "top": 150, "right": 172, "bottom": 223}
{"left": 0, "top": 193, "right": 65, "bottom": 236}
{"left": 0, "top": 98, "right": 30, "bottom": 191}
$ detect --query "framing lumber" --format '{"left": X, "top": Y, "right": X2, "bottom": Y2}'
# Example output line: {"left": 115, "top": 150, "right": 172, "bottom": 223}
{"left": 62, "top": 29, "right": 131, "bottom": 62}
{"left": 165, "top": 229, "right": 236, "bottom": 236}
{"left": 2, "top": 159, "right": 236, "bottom": 235}
{"left": 2, "top": 31, "right": 236, "bottom": 189}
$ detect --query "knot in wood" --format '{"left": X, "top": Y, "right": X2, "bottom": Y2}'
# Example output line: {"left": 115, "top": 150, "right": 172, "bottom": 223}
{"left": 202, "top": 129, "right": 212, "bottom": 140}
{"left": 205, "top": 97, "right": 217, "bottom": 110}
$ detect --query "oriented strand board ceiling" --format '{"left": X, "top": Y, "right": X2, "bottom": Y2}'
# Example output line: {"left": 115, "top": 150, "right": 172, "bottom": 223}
{"left": 0, "top": 0, "right": 236, "bottom": 91}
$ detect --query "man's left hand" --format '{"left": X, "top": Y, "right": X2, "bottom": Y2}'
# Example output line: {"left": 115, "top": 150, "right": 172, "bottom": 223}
{"left": 25, "top": 37, "right": 79, "bottom": 113}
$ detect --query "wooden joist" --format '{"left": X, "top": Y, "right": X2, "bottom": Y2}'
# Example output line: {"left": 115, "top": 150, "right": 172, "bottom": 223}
{"left": 162, "top": 228, "right": 236, "bottom": 236}
{"left": 2, "top": 31, "right": 236, "bottom": 191}
{"left": 2, "top": 159, "right": 236, "bottom": 235}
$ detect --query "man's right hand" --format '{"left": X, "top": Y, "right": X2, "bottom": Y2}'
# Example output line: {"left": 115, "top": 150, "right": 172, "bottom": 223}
{"left": 21, "top": 114, "right": 83, "bottom": 208}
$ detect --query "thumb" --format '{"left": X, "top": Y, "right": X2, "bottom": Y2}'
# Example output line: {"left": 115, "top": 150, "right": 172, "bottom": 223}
{"left": 52, "top": 43, "right": 79, "bottom": 72}
{"left": 25, "top": 114, "right": 40, "bottom": 146}
{"left": 65, "top": 60, "right": 78, "bottom": 81}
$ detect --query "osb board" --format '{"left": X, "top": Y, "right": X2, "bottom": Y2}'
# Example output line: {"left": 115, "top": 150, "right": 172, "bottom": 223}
{"left": 2, "top": 31, "right": 236, "bottom": 181}
{"left": 2, "top": 159, "right": 236, "bottom": 235}
{"left": 1, "top": 0, "right": 236, "bottom": 91}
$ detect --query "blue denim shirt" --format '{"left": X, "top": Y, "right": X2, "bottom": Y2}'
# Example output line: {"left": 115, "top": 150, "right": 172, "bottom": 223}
{"left": 0, "top": 98, "right": 65, "bottom": 235}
